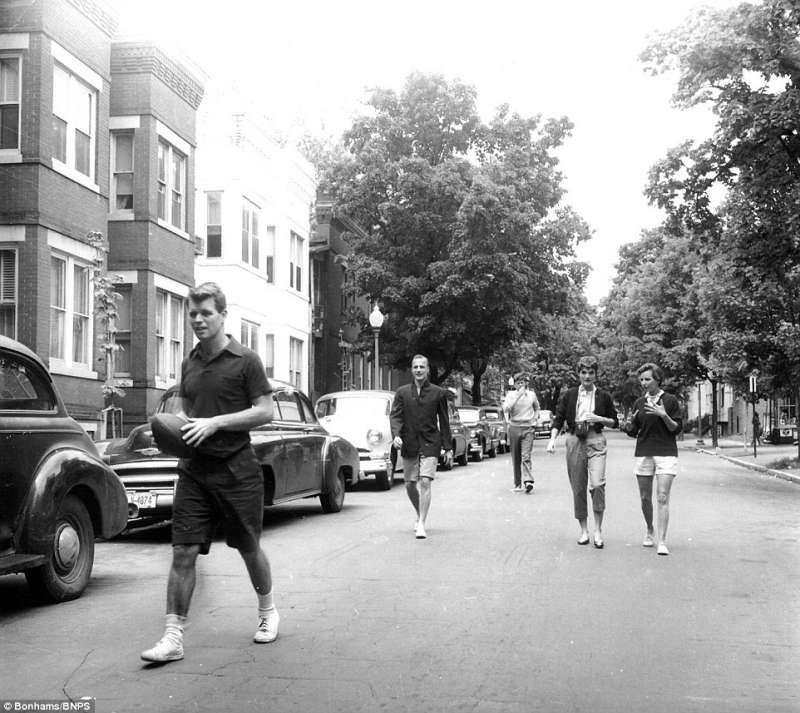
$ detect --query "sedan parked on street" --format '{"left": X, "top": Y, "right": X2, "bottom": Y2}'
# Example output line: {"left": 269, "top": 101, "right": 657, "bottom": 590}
{"left": 315, "top": 389, "right": 400, "bottom": 490}
{"left": 534, "top": 409, "right": 553, "bottom": 438}
{"left": 0, "top": 336, "right": 129, "bottom": 602}
{"left": 478, "top": 405, "right": 508, "bottom": 454}
{"left": 440, "top": 398, "right": 470, "bottom": 469}
{"left": 99, "top": 382, "right": 359, "bottom": 522}
{"left": 457, "top": 406, "right": 500, "bottom": 460}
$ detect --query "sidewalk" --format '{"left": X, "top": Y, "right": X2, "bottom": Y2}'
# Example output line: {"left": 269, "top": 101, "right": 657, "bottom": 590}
{"left": 678, "top": 436, "right": 800, "bottom": 484}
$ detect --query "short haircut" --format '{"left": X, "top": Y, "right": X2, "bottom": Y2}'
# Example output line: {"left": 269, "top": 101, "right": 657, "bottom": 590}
{"left": 577, "top": 356, "right": 598, "bottom": 373}
{"left": 188, "top": 282, "right": 227, "bottom": 312}
{"left": 411, "top": 354, "right": 429, "bottom": 367}
{"left": 637, "top": 362, "right": 664, "bottom": 384}
{"left": 514, "top": 371, "right": 529, "bottom": 382}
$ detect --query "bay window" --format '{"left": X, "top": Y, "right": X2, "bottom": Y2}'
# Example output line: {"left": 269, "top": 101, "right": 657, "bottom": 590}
{"left": 49, "top": 254, "right": 91, "bottom": 368}
{"left": 52, "top": 63, "right": 96, "bottom": 179}
{"left": 157, "top": 139, "right": 186, "bottom": 231}
{"left": 155, "top": 289, "right": 184, "bottom": 384}
{"left": 0, "top": 56, "right": 20, "bottom": 150}
{"left": 0, "top": 248, "right": 17, "bottom": 337}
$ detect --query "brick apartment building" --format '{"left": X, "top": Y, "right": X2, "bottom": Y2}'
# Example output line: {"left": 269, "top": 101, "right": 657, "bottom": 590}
{"left": 0, "top": 0, "right": 203, "bottom": 433}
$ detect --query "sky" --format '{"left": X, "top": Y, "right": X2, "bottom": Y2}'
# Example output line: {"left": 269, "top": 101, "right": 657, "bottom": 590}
{"left": 114, "top": 0, "right": 742, "bottom": 305}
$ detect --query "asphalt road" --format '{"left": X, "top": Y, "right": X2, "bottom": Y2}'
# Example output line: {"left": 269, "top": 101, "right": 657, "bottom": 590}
{"left": 1, "top": 431, "right": 798, "bottom": 713}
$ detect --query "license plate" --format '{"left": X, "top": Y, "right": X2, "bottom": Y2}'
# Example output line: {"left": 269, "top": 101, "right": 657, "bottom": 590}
{"left": 126, "top": 491, "right": 157, "bottom": 510}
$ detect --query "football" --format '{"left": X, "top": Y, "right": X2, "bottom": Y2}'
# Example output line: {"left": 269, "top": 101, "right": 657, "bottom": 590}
{"left": 150, "top": 413, "right": 196, "bottom": 458}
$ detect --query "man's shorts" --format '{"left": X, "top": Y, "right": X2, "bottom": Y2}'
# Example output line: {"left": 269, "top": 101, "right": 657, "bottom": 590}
{"left": 634, "top": 456, "right": 678, "bottom": 477}
{"left": 172, "top": 446, "right": 264, "bottom": 554}
{"left": 402, "top": 455, "right": 438, "bottom": 482}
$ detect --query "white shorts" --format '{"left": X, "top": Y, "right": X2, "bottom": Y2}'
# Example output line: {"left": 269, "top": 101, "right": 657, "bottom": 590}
{"left": 634, "top": 456, "right": 678, "bottom": 477}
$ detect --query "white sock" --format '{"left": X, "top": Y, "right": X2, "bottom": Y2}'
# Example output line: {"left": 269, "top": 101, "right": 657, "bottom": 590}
{"left": 257, "top": 591, "right": 275, "bottom": 617}
{"left": 164, "top": 613, "right": 186, "bottom": 642}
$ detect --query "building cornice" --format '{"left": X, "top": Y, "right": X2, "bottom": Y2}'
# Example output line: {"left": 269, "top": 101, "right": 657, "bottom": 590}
{"left": 111, "top": 42, "right": 204, "bottom": 109}
{"left": 65, "top": 0, "right": 118, "bottom": 37}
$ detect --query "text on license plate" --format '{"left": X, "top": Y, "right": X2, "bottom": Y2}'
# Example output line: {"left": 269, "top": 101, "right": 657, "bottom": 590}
{"left": 126, "top": 491, "right": 157, "bottom": 510}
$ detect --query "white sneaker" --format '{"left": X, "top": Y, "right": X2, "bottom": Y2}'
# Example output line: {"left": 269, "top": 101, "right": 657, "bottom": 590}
{"left": 141, "top": 635, "right": 184, "bottom": 662}
{"left": 657, "top": 542, "right": 670, "bottom": 556}
{"left": 510, "top": 486, "right": 523, "bottom": 492}
{"left": 642, "top": 533, "right": 655, "bottom": 547}
{"left": 254, "top": 609, "right": 280, "bottom": 643}
{"left": 524, "top": 481, "right": 534, "bottom": 494}
{"left": 415, "top": 522, "right": 427, "bottom": 539}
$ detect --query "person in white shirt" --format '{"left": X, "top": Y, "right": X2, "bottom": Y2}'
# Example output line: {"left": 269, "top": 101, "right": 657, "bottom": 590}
{"left": 502, "top": 372, "right": 540, "bottom": 493}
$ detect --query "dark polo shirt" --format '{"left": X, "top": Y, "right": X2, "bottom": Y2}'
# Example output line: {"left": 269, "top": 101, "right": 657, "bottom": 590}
{"left": 179, "top": 336, "right": 272, "bottom": 458}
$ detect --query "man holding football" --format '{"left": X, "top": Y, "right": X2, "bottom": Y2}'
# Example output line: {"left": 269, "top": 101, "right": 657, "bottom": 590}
{"left": 141, "top": 282, "right": 277, "bottom": 663}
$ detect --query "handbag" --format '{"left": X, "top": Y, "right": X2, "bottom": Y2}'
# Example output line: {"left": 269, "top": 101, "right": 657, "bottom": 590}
{"left": 574, "top": 420, "right": 591, "bottom": 439}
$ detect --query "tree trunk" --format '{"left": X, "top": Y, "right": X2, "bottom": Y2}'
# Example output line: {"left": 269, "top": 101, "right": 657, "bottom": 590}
{"left": 711, "top": 379, "right": 719, "bottom": 449}
{"left": 470, "top": 360, "right": 487, "bottom": 406}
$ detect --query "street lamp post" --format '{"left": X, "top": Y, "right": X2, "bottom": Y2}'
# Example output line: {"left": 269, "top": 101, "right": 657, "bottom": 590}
{"left": 749, "top": 370, "right": 759, "bottom": 459}
{"left": 369, "top": 304, "right": 384, "bottom": 390}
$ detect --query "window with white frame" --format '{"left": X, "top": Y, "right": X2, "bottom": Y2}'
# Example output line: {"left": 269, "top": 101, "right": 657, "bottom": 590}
{"left": 113, "top": 286, "right": 131, "bottom": 376}
{"left": 241, "top": 199, "right": 260, "bottom": 268}
{"left": 264, "top": 225, "right": 275, "bottom": 282}
{"left": 290, "top": 231, "right": 303, "bottom": 292}
{"left": 52, "top": 63, "right": 96, "bottom": 178}
{"left": 206, "top": 191, "right": 222, "bottom": 258}
{"left": 289, "top": 337, "right": 303, "bottom": 389}
{"left": 264, "top": 333, "right": 274, "bottom": 378}
{"left": 0, "top": 56, "right": 20, "bottom": 150}
{"left": 0, "top": 249, "right": 17, "bottom": 338}
{"left": 49, "top": 254, "right": 92, "bottom": 367}
{"left": 240, "top": 319, "right": 259, "bottom": 352}
{"left": 111, "top": 131, "right": 134, "bottom": 210}
{"left": 155, "top": 289, "right": 184, "bottom": 383}
{"left": 157, "top": 139, "right": 186, "bottom": 231}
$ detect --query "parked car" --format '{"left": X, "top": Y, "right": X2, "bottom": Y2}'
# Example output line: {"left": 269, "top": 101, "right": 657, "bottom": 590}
{"left": 457, "top": 406, "right": 499, "bottom": 460}
{"left": 440, "top": 397, "right": 470, "bottom": 469}
{"left": 478, "top": 405, "right": 508, "bottom": 454}
{"left": 0, "top": 336, "right": 129, "bottom": 602}
{"left": 765, "top": 422, "right": 798, "bottom": 444}
{"left": 98, "top": 382, "right": 359, "bottom": 522}
{"left": 315, "top": 389, "right": 400, "bottom": 490}
{"left": 534, "top": 409, "right": 553, "bottom": 438}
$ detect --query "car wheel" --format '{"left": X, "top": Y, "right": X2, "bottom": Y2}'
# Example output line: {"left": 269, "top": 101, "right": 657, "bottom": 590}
{"left": 376, "top": 467, "right": 393, "bottom": 491}
{"left": 25, "top": 495, "right": 94, "bottom": 603}
{"left": 472, "top": 445, "right": 484, "bottom": 462}
{"left": 320, "top": 469, "right": 345, "bottom": 513}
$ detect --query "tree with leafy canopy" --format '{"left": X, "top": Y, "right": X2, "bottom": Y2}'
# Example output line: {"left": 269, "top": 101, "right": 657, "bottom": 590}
{"left": 641, "top": 0, "right": 800, "bottom": 456}
{"left": 316, "top": 73, "right": 591, "bottom": 400}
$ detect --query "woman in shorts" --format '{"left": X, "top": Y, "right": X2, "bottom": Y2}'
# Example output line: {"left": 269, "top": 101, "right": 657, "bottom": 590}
{"left": 623, "top": 363, "right": 682, "bottom": 555}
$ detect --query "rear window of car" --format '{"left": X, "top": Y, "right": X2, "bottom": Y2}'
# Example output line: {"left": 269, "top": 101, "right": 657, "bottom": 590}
{"left": 457, "top": 408, "right": 480, "bottom": 424}
{"left": 0, "top": 355, "right": 56, "bottom": 411}
{"left": 316, "top": 396, "right": 390, "bottom": 418}
{"left": 483, "top": 410, "right": 501, "bottom": 420}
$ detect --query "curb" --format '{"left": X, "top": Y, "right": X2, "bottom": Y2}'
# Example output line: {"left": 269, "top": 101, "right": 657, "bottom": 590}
{"left": 694, "top": 448, "right": 800, "bottom": 485}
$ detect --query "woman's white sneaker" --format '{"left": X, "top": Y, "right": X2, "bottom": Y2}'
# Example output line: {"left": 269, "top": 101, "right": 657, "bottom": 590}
{"left": 254, "top": 609, "right": 280, "bottom": 643}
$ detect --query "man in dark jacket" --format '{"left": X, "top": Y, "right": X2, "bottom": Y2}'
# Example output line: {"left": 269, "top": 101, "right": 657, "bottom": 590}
{"left": 390, "top": 354, "right": 452, "bottom": 539}
{"left": 546, "top": 356, "right": 619, "bottom": 548}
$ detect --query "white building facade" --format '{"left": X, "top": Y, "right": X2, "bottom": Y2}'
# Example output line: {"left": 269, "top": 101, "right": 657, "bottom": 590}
{"left": 194, "top": 95, "right": 315, "bottom": 392}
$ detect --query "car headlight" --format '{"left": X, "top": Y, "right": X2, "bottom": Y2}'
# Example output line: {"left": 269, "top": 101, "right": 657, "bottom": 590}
{"left": 367, "top": 428, "right": 384, "bottom": 446}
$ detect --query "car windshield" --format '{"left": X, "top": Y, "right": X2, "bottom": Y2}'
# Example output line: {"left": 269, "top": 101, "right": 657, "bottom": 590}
{"left": 457, "top": 408, "right": 480, "bottom": 424}
{"left": 483, "top": 411, "right": 501, "bottom": 420}
{"left": 317, "top": 396, "right": 390, "bottom": 418}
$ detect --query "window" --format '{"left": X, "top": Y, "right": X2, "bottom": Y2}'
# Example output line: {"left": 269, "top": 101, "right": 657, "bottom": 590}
{"left": 52, "top": 63, "right": 96, "bottom": 178}
{"left": 264, "top": 225, "right": 275, "bottom": 282}
{"left": 241, "top": 200, "right": 259, "bottom": 268}
{"left": 289, "top": 337, "right": 303, "bottom": 389}
{"left": 111, "top": 132, "right": 134, "bottom": 210}
{"left": 49, "top": 254, "right": 91, "bottom": 367}
{"left": 0, "top": 249, "right": 17, "bottom": 337}
{"left": 206, "top": 191, "right": 222, "bottom": 257}
{"left": 157, "top": 139, "right": 186, "bottom": 231}
{"left": 290, "top": 231, "right": 303, "bottom": 291}
{"left": 240, "top": 319, "right": 259, "bottom": 351}
{"left": 155, "top": 290, "right": 184, "bottom": 384}
{"left": 0, "top": 354, "right": 55, "bottom": 411}
{"left": 264, "top": 334, "right": 274, "bottom": 378}
{"left": 113, "top": 287, "right": 131, "bottom": 375}
{"left": 275, "top": 390, "right": 300, "bottom": 422}
{"left": 0, "top": 57, "right": 20, "bottom": 150}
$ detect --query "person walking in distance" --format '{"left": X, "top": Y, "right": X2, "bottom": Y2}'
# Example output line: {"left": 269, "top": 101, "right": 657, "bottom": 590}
{"left": 390, "top": 354, "right": 453, "bottom": 539}
{"left": 546, "top": 356, "right": 618, "bottom": 548}
{"left": 502, "top": 372, "right": 540, "bottom": 493}
{"left": 622, "top": 363, "right": 682, "bottom": 556}
{"left": 141, "top": 282, "right": 278, "bottom": 663}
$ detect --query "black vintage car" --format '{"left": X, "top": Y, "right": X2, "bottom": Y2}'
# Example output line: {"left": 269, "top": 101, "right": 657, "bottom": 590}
{"left": 457, "top": 406, "right": 500, "bottom": 460}
{"left": 0, "top": 336, "right": 128, "bottom": 602}
{"left": 98, "top": 382, "right": 360, "bottom": 522}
